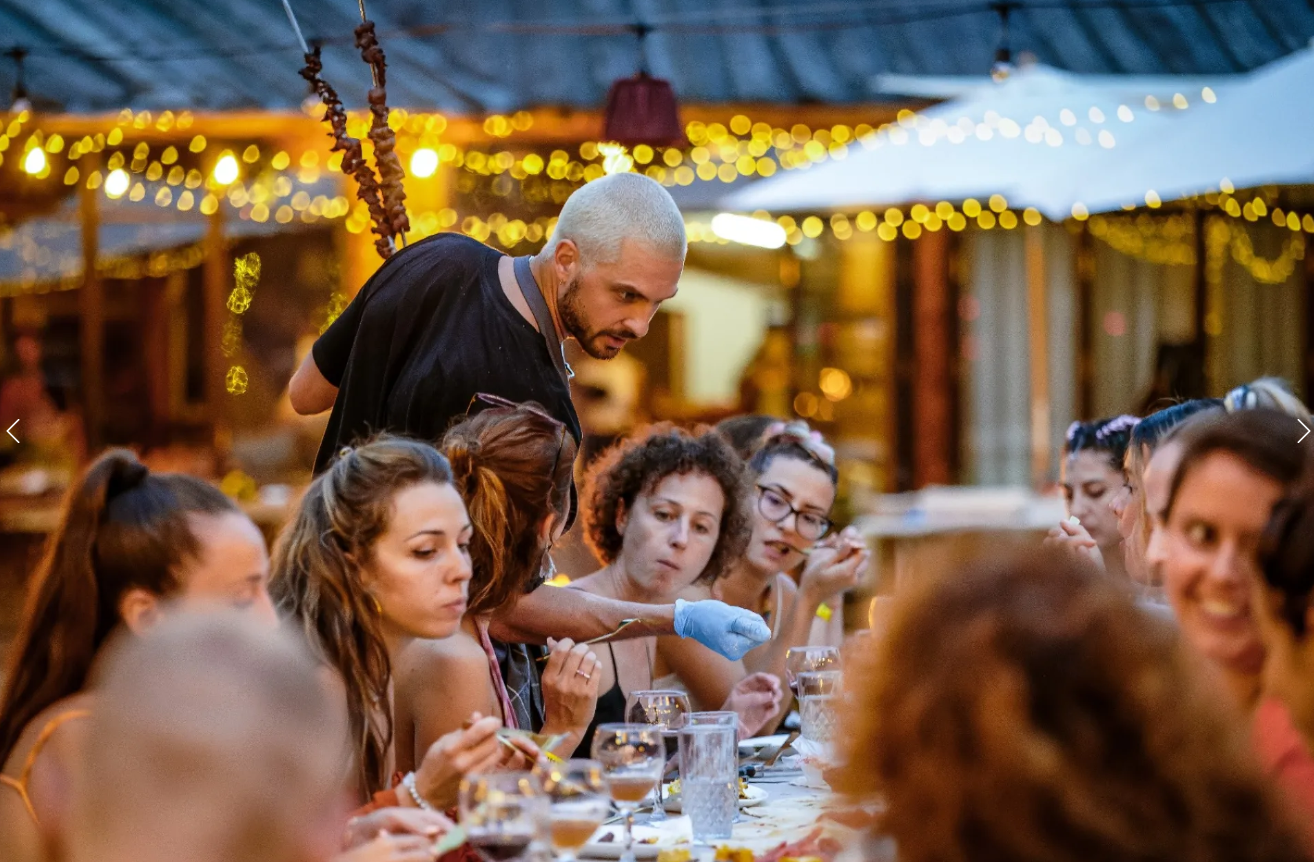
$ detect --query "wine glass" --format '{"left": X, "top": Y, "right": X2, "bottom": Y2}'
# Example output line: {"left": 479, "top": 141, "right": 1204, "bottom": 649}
{"left": 541, "top": 759, "right": 611, "bottom": 862}
{"left": 459, "top": 772, "right": 548, "bottom": 862}
{"left": 590, "top": 724, "right": 664, "bottom": 862}
{"left": 784, "top": 646, "right": 840, "bottom": 698}
{"left": 624, "top": 689, "right": 690, "bottom": 821}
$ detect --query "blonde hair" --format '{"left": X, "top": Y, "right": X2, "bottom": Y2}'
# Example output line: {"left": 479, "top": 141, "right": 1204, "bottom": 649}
{"left": 543, "top": 173, "right": 686, "bottom": 265}
{"left": 1224, "top": 377, "right": 1312, "bottom": 426}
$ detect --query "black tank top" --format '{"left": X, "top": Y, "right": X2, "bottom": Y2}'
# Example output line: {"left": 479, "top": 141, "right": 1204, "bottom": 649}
{"left": 578, "top": 642, "right": 627, "bottom": 757}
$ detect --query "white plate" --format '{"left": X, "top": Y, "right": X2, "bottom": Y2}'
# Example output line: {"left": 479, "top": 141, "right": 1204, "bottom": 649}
{"left": 738, "top": 733, "right": 789, "bottom": 754}
{"left": 581, "top": 824, "right": 683, "bottom": 859}
{"left": 662, "top": 783, "right": 768, "bottom": 812}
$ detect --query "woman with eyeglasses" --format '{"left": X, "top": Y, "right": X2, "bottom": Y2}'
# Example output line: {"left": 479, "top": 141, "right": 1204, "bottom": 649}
{"left": 662, "top": 422, "right": 869, "bottom": 727}
{"left": 392, "top": 399, "right": 603, "bottom": 771}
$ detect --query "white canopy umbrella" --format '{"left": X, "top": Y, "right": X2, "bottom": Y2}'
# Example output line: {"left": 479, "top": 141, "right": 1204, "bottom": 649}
{"left": 1022, "top": 47, "right": 1314, "bottom": 219}
{"left": 723, "top": 64, "right": 1221, "bottom": 216}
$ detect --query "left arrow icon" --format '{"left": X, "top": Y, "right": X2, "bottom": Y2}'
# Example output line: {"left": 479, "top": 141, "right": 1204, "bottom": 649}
{"left": 6, "top": 420, "right": 18, "bottom": 443}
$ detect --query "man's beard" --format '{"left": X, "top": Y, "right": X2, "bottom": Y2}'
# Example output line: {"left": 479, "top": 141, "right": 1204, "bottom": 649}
{"left": 560, "top": 277, "right": 636, "bottom": 360}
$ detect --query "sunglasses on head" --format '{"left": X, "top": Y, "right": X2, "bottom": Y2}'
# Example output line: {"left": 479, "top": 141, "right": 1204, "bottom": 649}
{"left": 465, "top": 392, "right": 576, "bottom": 527}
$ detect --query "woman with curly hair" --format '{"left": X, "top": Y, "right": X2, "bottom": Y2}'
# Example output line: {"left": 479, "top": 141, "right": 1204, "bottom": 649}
{"left": 839, "top": 547, "right": 1312, "bottom": 862}
{"left": 572, "top": 426, "right": 783, "bottom": 753}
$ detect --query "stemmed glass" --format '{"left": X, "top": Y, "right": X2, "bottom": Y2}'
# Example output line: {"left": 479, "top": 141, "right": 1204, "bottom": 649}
{"left": 591, "top": 724, "right": 664, "bottom": 862}
{"left": 784, "top": 646, "right": 840, "bottom": 699}
{"left": 625, "top": 689, "right": 691, "bottom": 821}
{"left": 541, "top": 759, "right": 611, "bottom": 862}
{"left": 459, "top": 772, "right": 548, "bottom": 862}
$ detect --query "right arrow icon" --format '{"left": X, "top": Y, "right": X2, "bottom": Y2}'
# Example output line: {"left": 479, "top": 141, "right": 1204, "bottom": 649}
{"left": 1300, "top": 419, "right": 1311, "bottom": 444}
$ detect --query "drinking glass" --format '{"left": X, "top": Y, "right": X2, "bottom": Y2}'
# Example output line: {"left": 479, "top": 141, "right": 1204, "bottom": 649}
{"left": 679, "top": 724, "right": 738, "bottom": 843}
{"left": 797, "top": 670, "right": 843, "bottom": 744}
{"left": 784, "top": 647, "right": 840, "bottom": 699}
{"left": 624, "top": 689, "right": 690, "bottom": 821}
{"left": 687, "top": 711, "right": 739, "bottom": 729}
{"left": 459, "top": 772, "right": 548, "bottom": 862}
{"left": 540, "top": 759, "right": 611, "bottom": 862}
{"left": 590, "top": 724, "right": 664, "bottom": 862}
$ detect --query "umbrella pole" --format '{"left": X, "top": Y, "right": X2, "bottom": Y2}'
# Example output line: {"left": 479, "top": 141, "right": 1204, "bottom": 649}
{"left": 1026, "top": 225, "right": 1050, "bottom": 486}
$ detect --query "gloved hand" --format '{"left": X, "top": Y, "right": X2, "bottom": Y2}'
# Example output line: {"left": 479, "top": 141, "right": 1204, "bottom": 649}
{"left": 673, "top": 599, "right": 771, "bottom": 661}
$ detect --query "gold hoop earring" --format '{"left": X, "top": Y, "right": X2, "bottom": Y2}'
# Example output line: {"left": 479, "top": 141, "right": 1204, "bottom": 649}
{"left": 368, "top": 594, "right": 383, "bottom": 616}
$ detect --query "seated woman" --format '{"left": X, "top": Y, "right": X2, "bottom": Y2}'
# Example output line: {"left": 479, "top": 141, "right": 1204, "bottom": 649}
{"left": 392, "top": 401, "right": 601, "bottom": 769}
{"left": 1255, "top": 480, "right": 1314, "bottom": 831}
{"left": 1045, "top": 415, "right": 1137, "bottom": 578}
{"left": 1110, "top": 399, "right": 1222, "bottom": 598}
{"left": 572, "top": 426, "right": 783, "bottom": 752}
{"left": 272, "top": 437, "right": 533, "bottom": 814}
{"left": 1150, "top": 409, "right": 1306, "bottom": 714}
{"left": 668, "top": 421, "right": 868, "bottom": 724}
{"left": 0, "top": 450, "right": 276, "bottom": 862}
{"left": 838, "top": 547, "right": 1311, "bottom": 862}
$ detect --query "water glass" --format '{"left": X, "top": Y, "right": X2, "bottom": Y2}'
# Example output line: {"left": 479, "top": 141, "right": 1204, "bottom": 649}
{"left": 625, "top": 689, "right": 690, "bottom": 820}
{"left": 459, "top": 772, "right": 548, "bottom": 862}
{"left": 687, "top": 711, "right": 739, "bottom": 731}
{"left": 784, "top": 646, "right": 840, "bottom": 698}
{"left": 591, "top": 724, "right": 664, "bottom": 862}
{"left": 678, "top": 724, "right": 738, "bottom": 843}
{"left": 541, "top": 759, "right": 610, "bottom": 862}
{"left": 797, "top": 670, "right": 842, "bottom": 744}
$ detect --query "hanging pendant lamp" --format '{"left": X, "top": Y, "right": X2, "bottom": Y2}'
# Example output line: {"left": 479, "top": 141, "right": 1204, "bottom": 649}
{"left": 603, "top": 23, "right": 685, "bottom": 147}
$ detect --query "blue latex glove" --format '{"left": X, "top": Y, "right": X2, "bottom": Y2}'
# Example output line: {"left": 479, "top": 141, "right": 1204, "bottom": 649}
{"left": 673, "top": 599, "right": 771, "bottom": 661}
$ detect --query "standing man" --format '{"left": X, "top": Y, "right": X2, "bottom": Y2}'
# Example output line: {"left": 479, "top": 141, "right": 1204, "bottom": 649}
{"left": 287, "top": 174, "right": 769, "bottom": 676}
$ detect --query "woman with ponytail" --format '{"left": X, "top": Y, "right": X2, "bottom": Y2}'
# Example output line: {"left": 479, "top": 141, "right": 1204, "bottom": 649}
{"left": 392, "top": 398, "right": 601, "bottom": 771}
{"left": 271, "top": 435, "right": 531, "bottom": 816}
{"left": 0, "top": 449, "right": 274, "bottom": 862}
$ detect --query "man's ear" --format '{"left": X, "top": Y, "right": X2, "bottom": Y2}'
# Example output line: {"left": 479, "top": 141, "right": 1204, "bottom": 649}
{"left": 552, "top": 238, "right": 581, "bottom": 288}
{"left": 118, "top": 588, "right": 163, "bottom": 635}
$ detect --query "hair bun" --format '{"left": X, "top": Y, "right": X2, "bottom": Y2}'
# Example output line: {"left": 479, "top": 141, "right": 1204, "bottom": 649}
{"left": 105, "top": 454, "right": 149, "bottom": 501}
{"left": 761, "top": 420, "right": 836, "bottom": 467}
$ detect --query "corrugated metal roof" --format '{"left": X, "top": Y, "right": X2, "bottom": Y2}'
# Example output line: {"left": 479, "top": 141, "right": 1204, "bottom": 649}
{"left": 2, "top": 1, "right": 1312, "bottom": 114}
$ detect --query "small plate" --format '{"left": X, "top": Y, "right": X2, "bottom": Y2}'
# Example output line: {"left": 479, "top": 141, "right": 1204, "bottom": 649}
{"left": 581, "top": 824, "right": 681, "bottom": 859}
{"left": 738, "top": 733, "right": 789, "bottom": 754}
{"left": 662, "top": 783, "right": 768, "bottom": 812}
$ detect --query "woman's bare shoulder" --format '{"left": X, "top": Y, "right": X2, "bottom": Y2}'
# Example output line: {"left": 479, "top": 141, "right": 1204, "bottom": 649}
{"left": 2, "top": 693, "right": 95, "bottom": 777}
{"left": 394, "top": 634, "right": 487, "bottom": 690}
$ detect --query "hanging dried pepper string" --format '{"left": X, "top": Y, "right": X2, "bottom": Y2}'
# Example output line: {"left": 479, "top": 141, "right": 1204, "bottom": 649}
{"left": 298, "top": 46, "right": 393, "bottom": 259}
{"left": 354, "top": 15, "right": 410, "bottom": 244}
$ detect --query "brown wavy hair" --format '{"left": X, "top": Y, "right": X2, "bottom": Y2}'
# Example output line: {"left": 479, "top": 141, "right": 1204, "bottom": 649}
{"left": 0, "top": 449, "right": 237, "bottom": 766}
{"left": 583, "top": 424, "right": 751, "bottom": 584}
{"left": 442, "top": 402, "right": 576, "bottom": 616}
{"left": 839, "top": 548, "right": 1312, "bottom": 862}
{"left": 270, "top": 436, "right": 453, "bottom": 799}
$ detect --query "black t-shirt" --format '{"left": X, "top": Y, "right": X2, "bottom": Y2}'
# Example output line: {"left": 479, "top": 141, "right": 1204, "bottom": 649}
{"left": 311, "top": 233, "right": 581, "bottom": 473}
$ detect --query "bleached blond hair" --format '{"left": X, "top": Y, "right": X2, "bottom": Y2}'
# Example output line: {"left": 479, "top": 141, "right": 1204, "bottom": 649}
{"left": 544, "top": 173, "right": 686, "bottom": 265}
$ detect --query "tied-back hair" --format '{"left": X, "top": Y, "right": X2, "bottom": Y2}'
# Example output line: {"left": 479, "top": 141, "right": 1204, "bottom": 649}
{"left": 1224, "top": 377, "right": 1313, "bottom": 426}
{"left": 714, "top": 414, "right": 781, "bottom": 461}
{"left": 1064, "top": 415, "right": 1138, "bottom": 473}
{"left": 0, "top": 449, "right": 237, "bottom": 765}
{"left": 839, "top": 548, "right": 1312, "bottom": 861}
{"left": 442, "top": 403, "right": 577, "bottom": 616}
{"left": 1261, "top": 480, "right": 1314, "bottom": 639}
{"left": 749, "top": 420, "right": 838, "bottom": 484}
{"left": 270, "top": 436, "right": 454, "bottom": 799}
{"left": 1165, "top": 408, "right": 1309, "bottom": 521}
{"left": 584, "top": 424, "right": 752, "bottom": 584}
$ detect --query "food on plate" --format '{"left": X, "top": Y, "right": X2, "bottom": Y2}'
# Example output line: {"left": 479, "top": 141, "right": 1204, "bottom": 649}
{"left": 667, "top": 777, "right": 751, "bottom": 799}
{"left": 657, "top": 850, "right": 692, "bottom": 862}
{"left": 714, "top": 847, "right": 754, "bottom": 862}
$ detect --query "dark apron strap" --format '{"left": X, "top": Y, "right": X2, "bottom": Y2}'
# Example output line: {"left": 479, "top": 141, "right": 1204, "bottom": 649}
{"left": 513, "top": 256, "right": 572, "bottom": 387}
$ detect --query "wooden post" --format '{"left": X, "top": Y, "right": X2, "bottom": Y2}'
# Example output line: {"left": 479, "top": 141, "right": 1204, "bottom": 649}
{"left": 79, "top": 158, "right": 104, "bottom": 453}
{"left": 912, "top": 228, "right": 951, "bottom": 487}
{"left": 1075, "top": 223, "right": 1095, "bottom": 419}
{"left": 1026, "top": 226, "right": 1051, "bottom": 485}
{"left": 203, "top": 207, "right": 228, "bottom": 453}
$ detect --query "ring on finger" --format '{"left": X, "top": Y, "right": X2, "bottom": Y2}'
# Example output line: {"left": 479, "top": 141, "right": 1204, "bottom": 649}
{"left": 575, "top": 669, "right": 591, "bottom": 679}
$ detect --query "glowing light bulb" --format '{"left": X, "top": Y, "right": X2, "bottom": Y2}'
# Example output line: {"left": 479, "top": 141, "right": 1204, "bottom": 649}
{"left": 213, "top": 153, "right": 239, "bottom": 185}
{"left": 410, "top": 147, "right": 439, "bottom": 178}
{"left": 22, "top": 147, "right": 46, "bottom": 175}
{"left": 104, "top": 168, "right": 130, "bottom": 198}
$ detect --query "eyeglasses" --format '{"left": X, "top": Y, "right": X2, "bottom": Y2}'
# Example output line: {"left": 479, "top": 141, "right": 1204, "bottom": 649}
{"left": 756, "top": 484, "right": 831, "bottom": 541}
{"left": 466, "top": 392, "right": 573, "bottom": 524}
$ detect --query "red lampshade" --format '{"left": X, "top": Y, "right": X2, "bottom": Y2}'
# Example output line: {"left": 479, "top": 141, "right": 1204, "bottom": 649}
{"left": 603, "top": 72, "right": 686, "bottom": 148}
